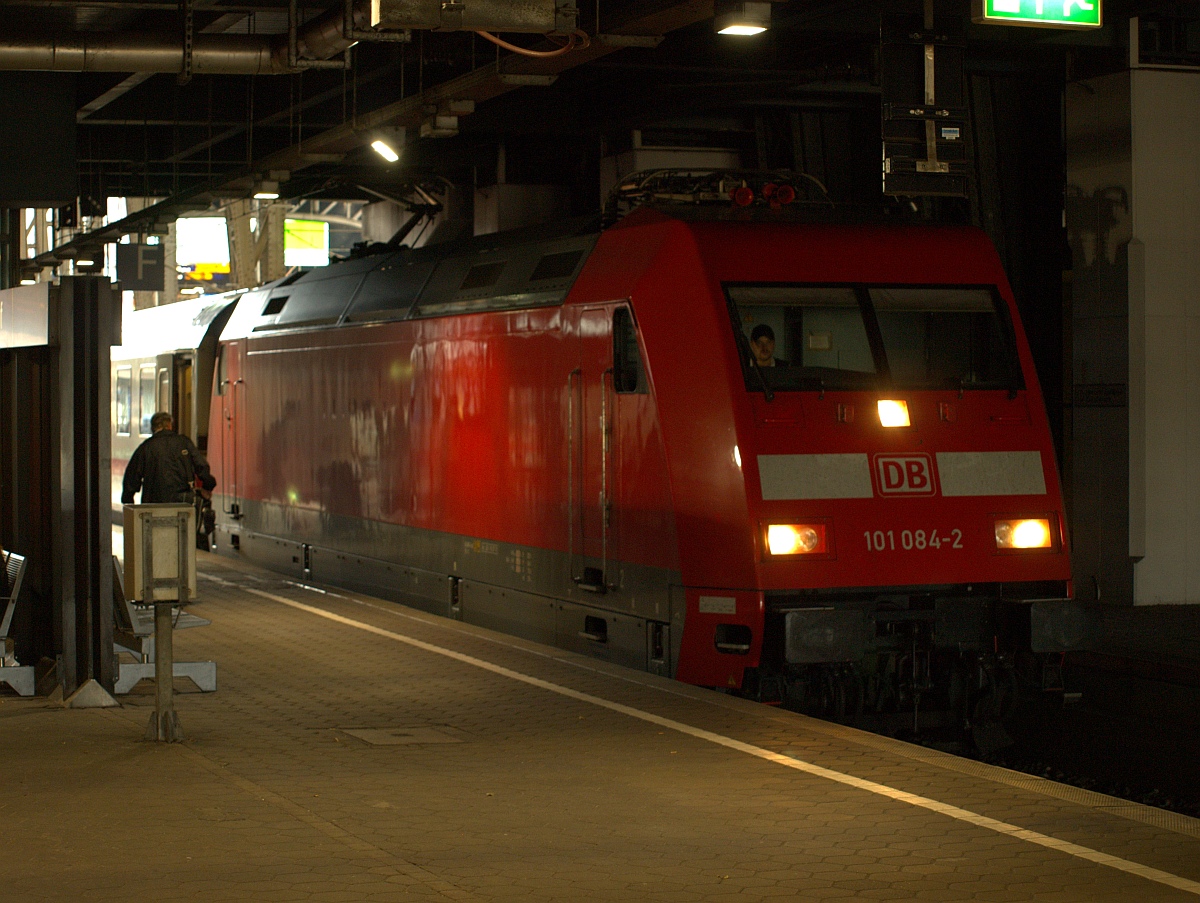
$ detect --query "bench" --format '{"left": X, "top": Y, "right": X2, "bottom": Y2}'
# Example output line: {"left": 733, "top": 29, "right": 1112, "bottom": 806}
{"left": 0, "top": 552, "right": 34, "bottom": 696}
{"left": 112, "top": 556, "right": 217, "bottom": 694}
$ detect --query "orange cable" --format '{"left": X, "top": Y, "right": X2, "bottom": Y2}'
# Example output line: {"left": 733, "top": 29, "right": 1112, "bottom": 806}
{"left": 473, "top": 29, "right": 590, "bottom": 58}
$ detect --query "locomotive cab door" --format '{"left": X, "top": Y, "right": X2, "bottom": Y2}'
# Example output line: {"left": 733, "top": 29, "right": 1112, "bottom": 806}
{"left": 216, "top": 341, "right": 245, "bottom": 518}
{"left": 571, "top": 301, "right": 648, "bottom": 595}
{"left": 572, "top": 305, "right": 618, "bottom": 593}
{"left": 154, "top": 351, "right": 196, "bottom": 441}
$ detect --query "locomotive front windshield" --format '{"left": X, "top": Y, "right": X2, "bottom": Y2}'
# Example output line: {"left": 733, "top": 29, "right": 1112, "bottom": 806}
{"left": 727, "top": 284, "right": 1024, "bottom": 393}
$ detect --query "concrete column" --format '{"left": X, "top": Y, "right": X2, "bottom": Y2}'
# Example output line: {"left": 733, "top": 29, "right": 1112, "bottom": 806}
{"left": 259, "top": 201, "right": 286, "bottom": 283}
{"left": 1128, "top": 70, "right": 1200, "bottom": 605}
{"left": 1067, "top": 68, "right": 1200, "bottom": 605}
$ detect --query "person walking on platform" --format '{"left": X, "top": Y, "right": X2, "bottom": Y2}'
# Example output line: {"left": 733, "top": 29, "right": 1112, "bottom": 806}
{"left": 122, "top": 412, "right": 216, "bottom": 505}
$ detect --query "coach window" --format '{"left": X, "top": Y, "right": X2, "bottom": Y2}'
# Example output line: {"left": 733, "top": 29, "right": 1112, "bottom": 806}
{"left": 139, "top": 366, "right": 156, "bottom": 434}
{"left": 115, "top": 367, "right": 132, "bottom": 436}
{"left": 215, "top": 345, "right": 227, "bottom": 396}
{"left": 613, "top": 308, "right": 647, "bottom": 394}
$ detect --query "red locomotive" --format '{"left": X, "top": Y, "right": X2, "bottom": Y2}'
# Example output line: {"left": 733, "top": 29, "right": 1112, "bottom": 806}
{"left": 122, "top": 172, "right": 1072, "bottom": 729}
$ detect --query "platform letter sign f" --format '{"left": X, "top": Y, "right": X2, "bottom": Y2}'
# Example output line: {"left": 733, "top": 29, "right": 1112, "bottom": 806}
{"left": 116, "top": 242, "right": 166, "bottom": 291}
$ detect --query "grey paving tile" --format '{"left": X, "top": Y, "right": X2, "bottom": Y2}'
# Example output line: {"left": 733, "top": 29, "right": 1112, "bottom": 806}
{"left": 2, "top": 552, "right": 1198, "bottom": 902}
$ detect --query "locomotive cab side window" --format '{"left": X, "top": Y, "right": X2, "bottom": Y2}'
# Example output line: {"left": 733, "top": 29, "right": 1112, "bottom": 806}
{"left": 726, "top": 283, "right": 1022, "bottom": 393}
{"left": 613, "top": 307, "right": 647, "bottom": 394}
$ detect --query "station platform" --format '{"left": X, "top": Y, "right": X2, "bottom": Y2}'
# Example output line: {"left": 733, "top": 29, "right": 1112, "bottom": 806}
{"left": 2, "top": 551, "right": 1200, "bottom": 902}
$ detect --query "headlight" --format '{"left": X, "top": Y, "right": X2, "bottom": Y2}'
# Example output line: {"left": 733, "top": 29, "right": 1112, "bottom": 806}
{"left": 877, "top": 399, "right": 910, "bottom": 428}
{"left": 767, "top": 523, "right": 827, "bottom": 556}
{"left": 994, "top": 517, "right": 1053, "bottom": 550}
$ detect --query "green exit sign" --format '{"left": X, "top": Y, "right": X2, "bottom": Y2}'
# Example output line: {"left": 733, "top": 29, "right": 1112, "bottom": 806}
{"left": 973, "top": 0, "right": 1102, "bottom": 29}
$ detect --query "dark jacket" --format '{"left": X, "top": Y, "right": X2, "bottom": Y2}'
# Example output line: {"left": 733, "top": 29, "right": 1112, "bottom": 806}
{"left": 121, "top": 429, "right": 216, "bottom": 505}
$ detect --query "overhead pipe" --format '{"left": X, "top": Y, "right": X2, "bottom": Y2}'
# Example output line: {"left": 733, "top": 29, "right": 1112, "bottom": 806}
{"left": 286, "top": 0, "right": 349, "bottom": 71}
{"left": 0, "top": 33, "right": 280, "bottom": 74}
{"left": 0, "top": 1, "right": 385, "bottom": 75}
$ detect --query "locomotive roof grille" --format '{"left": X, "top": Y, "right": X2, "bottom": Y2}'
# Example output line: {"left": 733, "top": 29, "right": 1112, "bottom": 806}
{"left": 244, "top": 231, "right": 598, "bottom": 334}
{"left": 529, "top": 250, "right": 583, "bottom": 282}
{"left": 460, "top": 262, "right": 505, "bottom": 291}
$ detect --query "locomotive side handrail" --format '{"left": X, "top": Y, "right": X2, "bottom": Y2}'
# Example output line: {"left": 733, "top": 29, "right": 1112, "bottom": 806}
{"left": 220, "top": 374, "right": 244, "bottom": 519}
{"left": 567, "top": 367, "right": 581, "bottom": 587}
{"left": 599, "top": 366, "right": 613, "bottom": 593}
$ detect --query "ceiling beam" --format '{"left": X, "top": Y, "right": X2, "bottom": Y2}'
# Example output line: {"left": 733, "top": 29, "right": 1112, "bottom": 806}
{"left": 35, "top": 0, "right": 721, "bottom": 264}
{"left": 228, "top": 0, "right": 716, "bottom": 180}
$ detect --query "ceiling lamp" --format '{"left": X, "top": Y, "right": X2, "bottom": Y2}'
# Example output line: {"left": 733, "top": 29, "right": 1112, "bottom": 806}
{"left": 715, "top": 0, "right": 771, "bottom": 35}
{"left": 372, "top": 139, "right": 400, "bottom": 162}
{"left": 371, "top": 127, "right": 406, "bottom": 163}
{"left": 253, "top": 180, "right": 280, "bottom": 200}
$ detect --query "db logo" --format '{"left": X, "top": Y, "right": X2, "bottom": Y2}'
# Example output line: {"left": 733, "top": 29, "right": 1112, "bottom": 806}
{"left": 874, "top": 454, "right": 937, "bottom": 496}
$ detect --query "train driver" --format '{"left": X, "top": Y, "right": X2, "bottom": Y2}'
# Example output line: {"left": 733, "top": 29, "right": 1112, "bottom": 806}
{"left": 750, "top": 324, "right": 788, "bottom": 367}
{"left": 121, "top": 412, "right": 217, "bottom": 506}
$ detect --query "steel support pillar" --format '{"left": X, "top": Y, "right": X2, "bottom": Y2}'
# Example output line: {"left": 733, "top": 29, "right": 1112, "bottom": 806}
{"left": 0, "top": 208, "right": 20, "bottom": 289}
{"left": 0, "top": 276, "right": 119, "bottom": 698}
{"left": 54, "top": 277, "right": 119, "bottom": 697}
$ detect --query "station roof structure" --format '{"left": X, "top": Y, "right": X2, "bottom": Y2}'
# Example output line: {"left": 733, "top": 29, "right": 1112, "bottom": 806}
{"left": 0, "top": 0, "right": 1183, "bottom": 265}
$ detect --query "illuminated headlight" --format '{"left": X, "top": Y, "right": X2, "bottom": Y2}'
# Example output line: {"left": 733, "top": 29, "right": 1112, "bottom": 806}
{"left": 767, "top": 523, "right": 826, "bottom": 556}
{"left": 877, "top": 399, "right": 910, "bottom": 428}
{"left": 994, "top": 518, "right": 1053, "bottom": 550}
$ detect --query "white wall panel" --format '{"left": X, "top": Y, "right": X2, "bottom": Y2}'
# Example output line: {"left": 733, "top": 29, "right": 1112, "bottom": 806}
{"left": 1130, "top": 69, "right": 1200, "bottom": 604}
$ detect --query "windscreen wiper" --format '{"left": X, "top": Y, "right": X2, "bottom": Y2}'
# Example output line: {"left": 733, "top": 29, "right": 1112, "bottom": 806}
{"left": 749, "top": 357, "right": 774, "bottom": 402}
{"left": 736, "top": 331, "right": 774, "bottom": 401}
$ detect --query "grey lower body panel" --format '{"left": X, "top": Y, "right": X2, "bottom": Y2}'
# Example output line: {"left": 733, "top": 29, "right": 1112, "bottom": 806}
{"left": 213, "top": 497, "right": 682, "bottom": 679}
{"left": 783, "top": 609, "right": 869, "bottom": 664}
{"left": 460, "top": 581, "right": 662, "bottom": 673}
{"left": 774, "top": 587, "right": 1068, "bottom": 665}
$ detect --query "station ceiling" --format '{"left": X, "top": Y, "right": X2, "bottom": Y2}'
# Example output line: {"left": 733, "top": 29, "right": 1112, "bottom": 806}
{"left": 0, "top": 0, "right": 1183, "bottom": 216}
